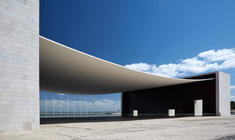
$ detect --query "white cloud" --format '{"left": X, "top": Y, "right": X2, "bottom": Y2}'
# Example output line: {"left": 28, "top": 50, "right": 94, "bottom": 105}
{"left": 231, "top": 96, "right": 235, "bottom": 101}
{"left": 124, "top": 48, "right": 235, "bottom": 77}
{"left": 231, "top": 86, "right": 235, "bottom": 90}
{"left": 125, "top": 63, "right": 157, "bottom": 73}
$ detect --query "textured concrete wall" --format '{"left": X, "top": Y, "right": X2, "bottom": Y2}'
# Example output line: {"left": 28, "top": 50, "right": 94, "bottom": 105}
{"left": 216, "top": 72, "right": 231, "bottom": 116}
{"left": 0, "top": 0, "right": 39, "bottom": 131}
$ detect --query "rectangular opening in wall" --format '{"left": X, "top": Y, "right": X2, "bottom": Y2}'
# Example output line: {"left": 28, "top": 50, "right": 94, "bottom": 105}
{"left": 39, "top": 91, "right": 121, "bottom": 123}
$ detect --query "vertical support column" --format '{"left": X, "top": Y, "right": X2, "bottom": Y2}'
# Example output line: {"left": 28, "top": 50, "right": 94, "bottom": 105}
{"left": 216, "top": 72, "right": 231, "bottom": 116}
{"left": 121, "top": 92, "right": 126, "bottom": 118}
{"left": 194, "top": 100, "right": 203, "bottom": 116}
{"left": 0, "top": 0, "right": 39, "bottom": 131}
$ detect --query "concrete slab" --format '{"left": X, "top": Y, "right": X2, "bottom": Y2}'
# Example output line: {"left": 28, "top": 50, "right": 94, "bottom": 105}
{"left": 194, "top": 100, "right": 203, "bottom": 116}
{"left": 1, "top": 116, "right": 235, "bottom": 140}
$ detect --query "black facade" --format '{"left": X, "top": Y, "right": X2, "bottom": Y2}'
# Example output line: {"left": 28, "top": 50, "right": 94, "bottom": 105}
{"left": 122, "top": 73, "right": 216, "bottom": 117}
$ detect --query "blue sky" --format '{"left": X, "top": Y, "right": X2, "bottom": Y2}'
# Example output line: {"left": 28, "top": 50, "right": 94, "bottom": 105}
{"left": 40, "top": 0, "right": 235, "bottom": 111}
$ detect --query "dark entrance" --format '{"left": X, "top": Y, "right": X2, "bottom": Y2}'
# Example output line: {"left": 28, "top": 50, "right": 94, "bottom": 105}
{"left": 122, "top": 73, "right": 216, "bottom": 117}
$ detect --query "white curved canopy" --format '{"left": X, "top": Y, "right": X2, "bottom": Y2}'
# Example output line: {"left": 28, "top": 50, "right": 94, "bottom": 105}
{"left": 40, "top": 36, "right": 206, "bottom": 94}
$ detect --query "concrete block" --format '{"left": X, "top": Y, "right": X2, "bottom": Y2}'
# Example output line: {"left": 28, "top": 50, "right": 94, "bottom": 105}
{"left": 194, "top": 100, "right": 203, "bottom": 116}
{"left": 133, "top": 110, "right": 138, "bottom": 117}
{"left": 216, "top": 72, "right": 231, "bottom": 116}
{"left": 168, "top": 109, "right": 175, "bottom": 117}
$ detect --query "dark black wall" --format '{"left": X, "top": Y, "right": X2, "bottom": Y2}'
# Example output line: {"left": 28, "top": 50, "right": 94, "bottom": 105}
{"left": 122, "top": 73, "right": 216, "bottom": 117}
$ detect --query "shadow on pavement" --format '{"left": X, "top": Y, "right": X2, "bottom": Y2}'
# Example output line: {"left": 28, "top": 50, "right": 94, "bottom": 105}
{"left": 40, "top": 116, "right": 185, "bottom": 124}
{"left": 40, "top": 114, "right": 219, "bottom": 124}
{"left": 216, "top": 134, "right": 235, "bottom": 140}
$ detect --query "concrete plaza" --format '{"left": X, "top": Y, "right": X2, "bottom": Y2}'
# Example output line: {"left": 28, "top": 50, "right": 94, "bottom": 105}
{"left": 1, "top": 116, "right": 235, "bottom": 140}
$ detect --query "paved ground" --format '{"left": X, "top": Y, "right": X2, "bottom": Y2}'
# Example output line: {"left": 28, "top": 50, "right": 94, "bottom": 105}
{"left": 1, "top": 116, "right": 235, "bottom": 140}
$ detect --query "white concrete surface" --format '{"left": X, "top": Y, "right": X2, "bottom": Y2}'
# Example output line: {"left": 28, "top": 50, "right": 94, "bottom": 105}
{"left": 168, "top": 109, "right": 175, "bottom": 117}
{"left": 1, "top": 116, "right": 235, "bottom": 140}
{"left": 133, "top": 110, "right": 138, "bottom": 117}
{"left": 216, "top": 72, "right": 231, "bottom": 116}
{"left": 194, "top": 100, "right": 203, "bottom": 116}
{"left": 40, "top": 37, "right": 209, "bottom": 94}
{"left": 0, "top": 0, "right": 39, "bottom": 131}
